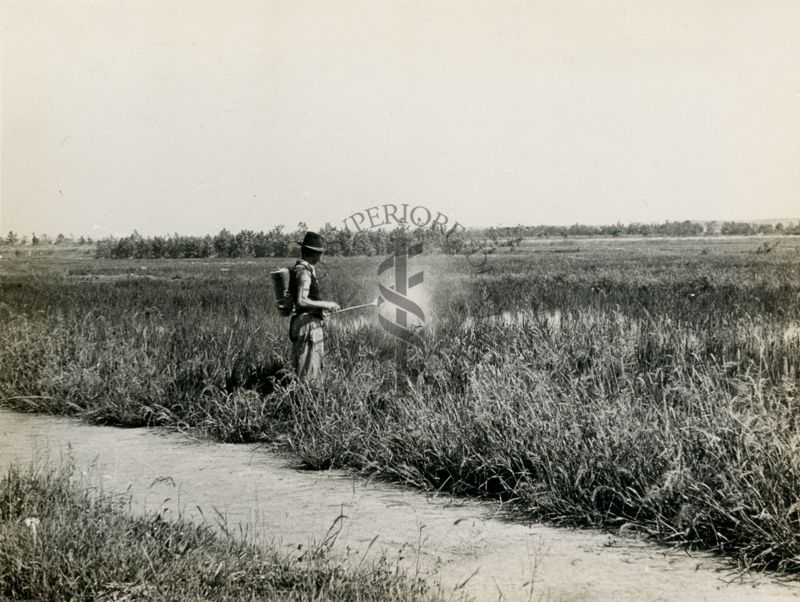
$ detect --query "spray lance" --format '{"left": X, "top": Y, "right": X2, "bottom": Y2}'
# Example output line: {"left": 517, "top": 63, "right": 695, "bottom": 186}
{"left": 326, "top": 299, "right": 378, "bottom": 316}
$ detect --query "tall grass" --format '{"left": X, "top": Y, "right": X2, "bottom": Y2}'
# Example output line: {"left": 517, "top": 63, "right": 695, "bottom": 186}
{"left": 1, "top": 239, "right": 799, "bottom": 573}
{"left": 0, "top": 461, "right": 446, "bottom": 601}
{"left": 295, "top": 310, "right": 800, "bottom": 572}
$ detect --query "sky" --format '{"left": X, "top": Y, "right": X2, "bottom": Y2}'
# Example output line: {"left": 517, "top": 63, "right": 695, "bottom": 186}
{"left": 1, "top": 0, "right": 799, "bottom": 237}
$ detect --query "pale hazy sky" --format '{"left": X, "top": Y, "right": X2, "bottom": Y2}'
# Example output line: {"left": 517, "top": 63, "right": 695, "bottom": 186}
{"left": 2, "top": 0, "right": 799, "bottom": 236}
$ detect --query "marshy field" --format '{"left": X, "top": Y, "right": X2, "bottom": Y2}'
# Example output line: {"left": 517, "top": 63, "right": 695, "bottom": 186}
{"left": 1, "top": 236, "right": 799, "bottom": 590}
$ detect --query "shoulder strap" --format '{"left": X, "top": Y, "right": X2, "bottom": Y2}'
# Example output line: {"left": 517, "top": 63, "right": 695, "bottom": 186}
{"left": 293, "top": 261, "right": 314, "bottom": 280}
{"left": 289, "top": 261, "right": 311, "bottom": 294}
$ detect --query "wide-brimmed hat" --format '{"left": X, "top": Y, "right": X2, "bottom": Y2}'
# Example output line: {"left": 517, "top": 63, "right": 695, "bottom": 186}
{"left": 297, "top": 231, "right": 325, "bottom": 252}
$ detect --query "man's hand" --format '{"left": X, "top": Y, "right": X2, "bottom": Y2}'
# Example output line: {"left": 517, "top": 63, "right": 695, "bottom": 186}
{"left": 324, "top": 301, "right": 341, "bottom": 313}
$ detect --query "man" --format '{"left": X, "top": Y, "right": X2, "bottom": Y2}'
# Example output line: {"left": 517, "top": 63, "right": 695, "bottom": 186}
{"left": 289, "top": 232, "right": 340, "bottom": 381}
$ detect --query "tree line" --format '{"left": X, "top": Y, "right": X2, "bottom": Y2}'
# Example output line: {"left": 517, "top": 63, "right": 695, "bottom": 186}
{"left": 1, "top": 233, "right": 96, "bottom": 246}
{"left": 91, "top": 224, "right": 463, "bottom": 259}
{"left": 486, "top": 220, "right": 800, "bottom": 240}
{"left": 2, "top": 219, "right": 798, "bottom": 259}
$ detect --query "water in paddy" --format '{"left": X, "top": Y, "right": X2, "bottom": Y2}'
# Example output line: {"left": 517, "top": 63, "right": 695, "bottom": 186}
{"left": 1, "top": 409, "right": 796, "bottom": 601}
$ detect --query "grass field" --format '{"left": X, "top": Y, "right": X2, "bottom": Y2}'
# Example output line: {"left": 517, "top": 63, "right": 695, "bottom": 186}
{"left": 0, "top": 461, "right": 444, "bottom": 601}
{"left": 1, "top": 236, "right": 799, "bottom": 574}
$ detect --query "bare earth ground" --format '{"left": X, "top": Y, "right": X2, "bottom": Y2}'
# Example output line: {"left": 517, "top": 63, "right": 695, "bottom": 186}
{"left": 1, "top": 409, "right": 797, "bottom": 602}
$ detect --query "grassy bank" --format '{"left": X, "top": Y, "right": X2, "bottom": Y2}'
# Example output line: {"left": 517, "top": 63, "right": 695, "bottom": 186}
{"left": 0, "top": 462, "right": 446, "bottom": 601}
{"left": 1, "top": 237, "right": 799, "bottom": 573}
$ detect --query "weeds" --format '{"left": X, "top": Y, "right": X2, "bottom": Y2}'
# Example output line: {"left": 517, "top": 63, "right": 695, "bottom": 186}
{"left": 0, "top": 461, "right": 446, "bottom": 601}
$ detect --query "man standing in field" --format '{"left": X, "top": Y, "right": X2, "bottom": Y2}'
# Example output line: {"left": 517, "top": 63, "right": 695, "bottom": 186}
{"left": 289, "top": 232, "right": 340, "bottom": 381}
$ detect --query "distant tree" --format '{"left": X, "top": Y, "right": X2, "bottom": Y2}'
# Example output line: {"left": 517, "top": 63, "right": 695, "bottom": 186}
{"left": 568, "top": 223, "right": 600, "bottom": 236}
{"left": 31, "top": 233, "right": 40, "bottom": 246}
{"left": 252, "top": 231, "right": 271, "bottom": 257}
{"left": 234, "top": 230, "right": 255, "bottom": 257}
{"left": 55, "top": 233, "right": 67, "bottom": 245}
{"left": 5, "top": 231, "right": 18, "bottom": 245}
{"left": 678, "top": 220, "right": 702, "bottom": 236}
{"left": 199, "top": 235, "right": 213, "bottom": 257}
{"left": 266, "top": 225, "right": 290, "bottom": 256}
{"left": 333, "top": 227, "right": 354, "bottom": 256}
{"left": 351, "top": 232, "right": 374, "bottom": 256}
{"left": 721, "top": 221, "right": 755, "bottom": 235}
{"left": 95, "top": 238, "right": 115, "bottom": 258}
{"left": 213, "top": 229, "right": 235, "bottom": 257}
{"left": 441, "top": 228, "right": 465, "bottom": 254}
{"left": 368, "top": 229, "right": 390, "bottom": 255}
{"left": 150, "top": 236, "right": 166, "bottom": 258}
{"left": 290, "top": 223, "right": 308, "bottom": 251}
{"left": 318, "top": 223, "right": 342, "bottom": 256}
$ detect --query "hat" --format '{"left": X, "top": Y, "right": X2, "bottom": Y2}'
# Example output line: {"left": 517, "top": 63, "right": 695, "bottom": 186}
{"left": 297, "top": 231, "right": 325, "bottom": 252}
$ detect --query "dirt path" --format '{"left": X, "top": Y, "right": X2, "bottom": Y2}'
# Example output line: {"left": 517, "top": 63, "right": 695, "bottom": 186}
{"left": 1, "top": 409, "right": 796, "bottom": 601}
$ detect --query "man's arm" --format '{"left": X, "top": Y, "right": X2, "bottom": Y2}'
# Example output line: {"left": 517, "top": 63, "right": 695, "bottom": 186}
{"left": 295, "top": 270, "right": 339, "bottom": 312}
